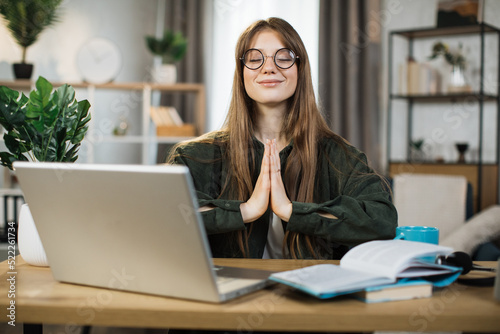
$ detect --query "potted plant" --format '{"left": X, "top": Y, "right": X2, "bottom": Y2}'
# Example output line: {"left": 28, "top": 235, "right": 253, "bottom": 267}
{"left": 428, "top": 41, "right": 470, "bottom": 93}
{"left": 145, "top": 29, "right": 188, "bottom": 84}
{"left": 0, "top": 76, "right": 91, "bottom": 266}
{"left": 0, "top": 0, "right": 63, "bottom": 79}
{"left": 409, "top": 138, "right": 425, "bottom": 162}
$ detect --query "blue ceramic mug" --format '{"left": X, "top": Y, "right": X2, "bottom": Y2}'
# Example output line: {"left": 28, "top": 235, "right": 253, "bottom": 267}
{"left": 395, "top": 226, "right": 439, "bottom": 244}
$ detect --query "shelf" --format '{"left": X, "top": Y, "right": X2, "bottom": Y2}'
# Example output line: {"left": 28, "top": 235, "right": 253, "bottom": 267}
{"left": 389, "top": 161, "right": 496, "bottom": 166}
{"left": 0, "top": 80, "right": 204, "bottom": 92}
{"left": 0, "top": 79, "right": 89, "bottom": 90}
{"left": 390, "top": 93, "right": 498, "bottom": 102}
{"left": 391, "top": 23, "right": 500, "bottom": 39}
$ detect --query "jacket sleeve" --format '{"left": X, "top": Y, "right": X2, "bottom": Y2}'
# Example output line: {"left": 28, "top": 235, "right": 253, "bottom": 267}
{"left": 171, "top": 144, "right": 246, "bottom": 235}
{"left": 286, "top": 147, "right": 397, "bottom": 248}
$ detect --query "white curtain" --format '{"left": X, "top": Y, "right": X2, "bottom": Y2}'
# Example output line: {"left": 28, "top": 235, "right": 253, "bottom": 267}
{"left": 205, "top": 0, "right": 320, "bottom": 132}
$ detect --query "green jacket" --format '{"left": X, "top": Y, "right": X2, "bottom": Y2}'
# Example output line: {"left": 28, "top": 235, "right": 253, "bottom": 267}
{"left": 172, "top": 134, "right": 397, "bottom": 259}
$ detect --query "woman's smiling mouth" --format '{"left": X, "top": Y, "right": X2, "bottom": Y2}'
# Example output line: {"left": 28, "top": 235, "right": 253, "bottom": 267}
{"left": 258, "top": 79, "right": 283, "bottom": 87}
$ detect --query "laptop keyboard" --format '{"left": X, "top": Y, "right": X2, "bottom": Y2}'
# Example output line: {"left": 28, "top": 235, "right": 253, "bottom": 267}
{"left": 216, "top": 275, "right": 236, "bottom": 284}
{"left": 213, "top": 265, "right": 272, "bottom": 286}
{"left": 214, "top": 266, "right": 237, "bottom": 285}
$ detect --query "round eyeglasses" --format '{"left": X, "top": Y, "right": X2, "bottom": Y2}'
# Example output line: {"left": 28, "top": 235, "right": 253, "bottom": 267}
{"left": 240, "top": 48, "right": 299, "bottom": 70}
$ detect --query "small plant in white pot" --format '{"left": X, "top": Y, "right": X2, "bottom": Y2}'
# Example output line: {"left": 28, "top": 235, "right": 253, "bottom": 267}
{"left": 0, "top": 76, "right": 91, "bottom": 266}
{"left": 145, "top": 30, "right": 188, "bottom": 84}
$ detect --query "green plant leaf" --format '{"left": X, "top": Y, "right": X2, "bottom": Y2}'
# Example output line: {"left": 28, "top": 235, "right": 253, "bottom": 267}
{"left": 68, "top": 99, "right": 91, "bottom": 144}
{"left": 35, "top": 76, "right": 54, "bottom": 102}
{"left": 27, "top": 77, "right": 58, "bottom": 133}
{"left": 55, "top": 84, "right": 77, "bottom": 132}
{"left": 47, "top": 87, "right": 67, "bottom": 161}
{"left": 0, "top": 151, "right": 26, "bottom": 169}
{"left": 4, "top": 132, "right": 28, "bottom": 154}
{"left": 145, "top": 29, "right": 188, "bottom": 63}
{"left": 0, "top": 87, "right": 26, "bottom": 131}
{"left": 62, "top": 99, "right": 90, "bottom": 162}
{"left": 145, "top": 36, "right": 162, "bottom": 56}
{"left": 63, "top": 143, "right": 81, "bottom": 163}
{"left": 0, "top": 85, "right": 19, "bottom": 102}
{"left": 54, "top": 126, "right": 67, "bottom": 161}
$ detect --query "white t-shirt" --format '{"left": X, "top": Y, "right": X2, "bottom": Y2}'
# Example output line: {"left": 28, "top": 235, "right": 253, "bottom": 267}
{"left": 262, "top": 213, "right": 287, "bottom": 259}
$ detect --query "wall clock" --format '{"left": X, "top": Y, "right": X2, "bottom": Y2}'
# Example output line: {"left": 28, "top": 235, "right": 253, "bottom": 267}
{"left": 77, "top": 37, "right": 122, "bottom": 84}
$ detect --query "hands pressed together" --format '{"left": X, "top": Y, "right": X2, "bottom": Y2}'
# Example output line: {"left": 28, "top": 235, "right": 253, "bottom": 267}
{"left": 240, "top": 139, "right": 293, "bottom": 223}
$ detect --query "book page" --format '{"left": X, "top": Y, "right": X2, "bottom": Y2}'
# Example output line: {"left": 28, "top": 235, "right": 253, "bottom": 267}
{"left": 168, "top": 107, "right": 184, "bottom": 126}
{"left": 340, "top": 240, "right": 453, "bottom": 279}
{"left": 150, "top": 106, "right": 176, "bottom": 126}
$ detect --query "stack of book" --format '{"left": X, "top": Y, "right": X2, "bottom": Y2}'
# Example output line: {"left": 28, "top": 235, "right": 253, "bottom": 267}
{"left": 150, "top": 106, "right": 196, "bottom": 137}
{"left": 398, "top": 58, "right": 441, "bottom": 95}
{"left": 270, "top": 240, "right": 462, "bottom": 303}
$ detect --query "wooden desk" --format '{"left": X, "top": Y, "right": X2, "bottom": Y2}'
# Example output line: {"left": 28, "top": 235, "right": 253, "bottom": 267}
{"left": 1, "top": 257, "right": 499, "bottom": 333}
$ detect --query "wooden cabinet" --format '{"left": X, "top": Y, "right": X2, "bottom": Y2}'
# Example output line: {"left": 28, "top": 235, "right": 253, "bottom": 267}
{"left": 0, "top": 80, "right": 205, "bottom": 165}
{"left": 387, "top": 24, "right": 500, "bottom": 212}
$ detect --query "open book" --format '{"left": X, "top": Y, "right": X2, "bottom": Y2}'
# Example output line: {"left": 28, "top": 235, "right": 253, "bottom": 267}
{"left": 270, "top": 240, "right": 462, "bottom": 299}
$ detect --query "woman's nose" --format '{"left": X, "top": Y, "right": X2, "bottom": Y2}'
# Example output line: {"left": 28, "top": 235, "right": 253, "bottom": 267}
{"left": 261, "top": 55, "right": 277, "bottom": 72}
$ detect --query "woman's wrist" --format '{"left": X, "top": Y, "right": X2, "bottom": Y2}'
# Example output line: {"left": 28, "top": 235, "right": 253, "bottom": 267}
{"left": 240, "top": 202, "right": 262, "bottom": 223}
{"left": 276, "top": 202, "right": 293, "bottom": 222}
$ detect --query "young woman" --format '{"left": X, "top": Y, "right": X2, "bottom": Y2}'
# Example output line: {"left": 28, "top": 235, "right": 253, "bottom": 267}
{"left": 168, "top": 17, "right": 397, "bottom": 260}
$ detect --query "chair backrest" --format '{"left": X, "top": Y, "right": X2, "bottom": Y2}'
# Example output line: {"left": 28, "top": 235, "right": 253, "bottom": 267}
{"left": 393, "top": 173, "right": 468, "bottom": 242}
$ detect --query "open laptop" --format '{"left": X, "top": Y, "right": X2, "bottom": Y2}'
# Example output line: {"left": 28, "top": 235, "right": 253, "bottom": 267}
{"left": 13, "top": 161, "right": 274, "bottom": 303}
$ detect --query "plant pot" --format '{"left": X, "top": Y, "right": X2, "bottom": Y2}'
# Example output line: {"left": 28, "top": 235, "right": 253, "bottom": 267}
{"left": 151, "top": 64, "right": 177, "bottom": 84}
{"left": 13, "top": 63, "right": 34, "bottom": 80}
{"left": 18, "top": 203, "right": 49, "bottom": 267}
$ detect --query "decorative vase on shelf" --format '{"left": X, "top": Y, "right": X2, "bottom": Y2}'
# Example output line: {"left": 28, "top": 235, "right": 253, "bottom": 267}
{"left": 113, "top": 117, "right": 129, "bottom": 136}
{"left": 428, "top": 42, "right": 471, "bottom": 93}
{"left": 151, "top": 64, "right": 177, "bottom": 84}
{"left": 409, "top": 139, "right": 426, "bottom": 162}
{"left": 17, "top": 204, "right": 49, "bottom": 267}
{"left": 448, "top": 64, "right": 471, "bottom": 93}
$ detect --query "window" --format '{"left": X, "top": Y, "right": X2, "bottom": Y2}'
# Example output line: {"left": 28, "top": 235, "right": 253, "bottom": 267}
{"left": 205, "top": 0, "right": 320, "bottom": 131}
